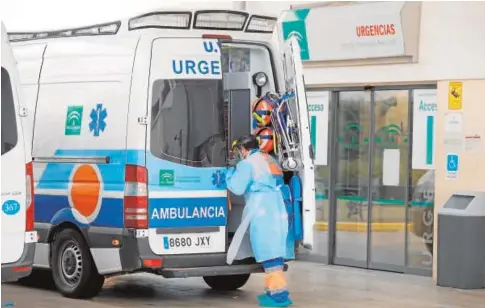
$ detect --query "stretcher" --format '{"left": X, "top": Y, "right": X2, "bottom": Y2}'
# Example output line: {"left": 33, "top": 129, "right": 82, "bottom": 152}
{"left": 265, "top": 90, "right": 303, "bottom": 171}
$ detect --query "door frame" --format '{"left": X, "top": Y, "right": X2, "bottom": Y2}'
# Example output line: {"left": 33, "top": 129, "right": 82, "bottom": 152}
{"left": 306, "top": 84, "right": 436, "bottom": 276}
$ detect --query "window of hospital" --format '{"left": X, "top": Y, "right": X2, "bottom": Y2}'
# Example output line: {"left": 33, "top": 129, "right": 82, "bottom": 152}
{"left": 150, "top": 79, "right": 227, "bottom": 167}
{"left": 1, "top": 67, "right": 18, "bottom": 156}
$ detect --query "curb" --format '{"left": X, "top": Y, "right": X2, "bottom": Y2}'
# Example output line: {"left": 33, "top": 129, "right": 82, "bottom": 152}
{"left": 315, "top": 222, "right": 414, "bottom": 232}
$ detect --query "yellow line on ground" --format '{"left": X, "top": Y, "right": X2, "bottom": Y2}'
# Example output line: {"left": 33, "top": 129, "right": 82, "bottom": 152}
{"left": 314, "top": 222, "right": 414, "bottom": 232}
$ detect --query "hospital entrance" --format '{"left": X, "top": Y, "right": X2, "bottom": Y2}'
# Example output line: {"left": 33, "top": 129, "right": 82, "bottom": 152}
{"left": 300, "top": 86, "right": 437, "bottom": 277}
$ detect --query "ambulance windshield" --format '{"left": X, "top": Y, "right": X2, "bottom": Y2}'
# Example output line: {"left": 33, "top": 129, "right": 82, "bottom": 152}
{"left": 150, "top": 79, "right": 227, "bottom": 168}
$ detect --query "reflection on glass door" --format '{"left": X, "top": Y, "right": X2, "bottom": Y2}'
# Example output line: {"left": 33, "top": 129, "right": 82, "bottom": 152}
{"left": 314, "top": 165, "right": 330, "bottom": 258}
{"left": 334, "top": 91, "right": 371, "bottom": 267}
{"left": 368, "top": 90, "right": 408, "bottom": 271}
{"left": 407, "top": 169, "right": 434, "bottom": 273}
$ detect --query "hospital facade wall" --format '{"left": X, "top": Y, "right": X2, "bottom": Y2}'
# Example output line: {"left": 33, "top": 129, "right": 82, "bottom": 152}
{"left": 249, "top": 0, "right": 485, "bottom": 281}
{"left": 433, "top": 79, "right": 485, "bottom": 281}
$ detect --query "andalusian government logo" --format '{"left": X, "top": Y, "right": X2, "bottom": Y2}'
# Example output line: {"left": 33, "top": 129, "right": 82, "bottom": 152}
{"left": 65, "top": 105, "right": 83, "bottom": 136}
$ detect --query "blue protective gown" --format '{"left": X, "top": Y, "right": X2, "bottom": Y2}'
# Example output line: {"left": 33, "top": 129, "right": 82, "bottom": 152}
{"left": 226, "top": 150, "right": 291, "bottom": 264}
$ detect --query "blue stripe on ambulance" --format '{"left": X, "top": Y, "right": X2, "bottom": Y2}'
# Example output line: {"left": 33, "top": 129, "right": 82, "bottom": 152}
{"left": 35, "top": 149, "right": 227, "bottom": 229}
{"left": 35, "top": 195, "right": 123, "bottom": 227}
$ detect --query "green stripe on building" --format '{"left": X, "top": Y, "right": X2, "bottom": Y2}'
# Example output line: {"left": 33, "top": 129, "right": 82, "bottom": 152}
{"left": 315, "top": 194, "right": 434, "bottom": 207}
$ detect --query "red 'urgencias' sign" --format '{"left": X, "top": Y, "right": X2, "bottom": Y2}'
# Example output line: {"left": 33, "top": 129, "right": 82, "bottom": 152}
{"left": 356, "top": 24, "right": 396, "bottom": 37}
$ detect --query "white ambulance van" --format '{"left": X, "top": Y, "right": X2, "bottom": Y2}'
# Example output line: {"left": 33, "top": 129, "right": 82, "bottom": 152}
{"left": 1, "top": 22, "right": 37, "bottom": 282}
{"left": 9, "top": 9, "right": 315, "bottom": 298}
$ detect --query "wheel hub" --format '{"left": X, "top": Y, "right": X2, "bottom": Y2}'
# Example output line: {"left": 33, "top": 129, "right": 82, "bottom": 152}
{"left": 60, "top": 241, "right": 82, "bottom": 286}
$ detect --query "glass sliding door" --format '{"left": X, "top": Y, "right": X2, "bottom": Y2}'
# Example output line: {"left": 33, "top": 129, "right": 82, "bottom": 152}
{"left": 326, "top": 86, "right": 435, "bottom": 275}
{"left": 368, "top": 90, "right": 409, "bottom": 271}
{"left": 406, "top": 88, "right": 437, "bottom": 276}
{"left": 333, "top": 91, "right": 372, "bottom": 267}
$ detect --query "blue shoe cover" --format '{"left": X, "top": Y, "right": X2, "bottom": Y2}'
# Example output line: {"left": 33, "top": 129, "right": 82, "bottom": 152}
{"left": 257, "top": 294, "right": 293, "bottom": 307}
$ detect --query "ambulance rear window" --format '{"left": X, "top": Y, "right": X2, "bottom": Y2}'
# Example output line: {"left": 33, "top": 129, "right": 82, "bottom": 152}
{"left": 1, "top": 67, "right": 18, "bottom": 156}
{"left": 150, "top": 79, "right": 227, "bottom": 167}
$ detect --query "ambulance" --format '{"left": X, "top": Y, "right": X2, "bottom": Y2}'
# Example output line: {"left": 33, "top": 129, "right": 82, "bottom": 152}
{"left": 1, "top": 22, "right": 37, "bottom": 282}
{"left": 9, "top": 9, "right": 315, "bottom": 298}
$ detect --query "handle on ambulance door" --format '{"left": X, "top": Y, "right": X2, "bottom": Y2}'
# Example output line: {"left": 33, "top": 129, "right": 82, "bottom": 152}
{"left": 32, "top": 156, "right": 110, "bottom": 164}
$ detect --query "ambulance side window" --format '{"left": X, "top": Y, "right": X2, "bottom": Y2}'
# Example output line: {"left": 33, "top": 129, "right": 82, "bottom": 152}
{"left": 150, "top": 79, "right": 226, "bottom": 167}
{"left": 1, "top": 67, "right": 18, "bottom": 155}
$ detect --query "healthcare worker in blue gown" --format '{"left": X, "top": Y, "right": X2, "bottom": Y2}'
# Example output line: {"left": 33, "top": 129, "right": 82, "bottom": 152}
{"left": 226, "top": 135, "right": 293, "bottom": 307}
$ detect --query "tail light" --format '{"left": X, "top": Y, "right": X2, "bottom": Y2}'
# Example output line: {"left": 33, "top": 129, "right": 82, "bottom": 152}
{"left": 143, "top": 259, "right": 162, "bottom": 268}
{"left": 124, "top": 165, "right": 148, "bottom": 229}
{"left": 13, "top": 266, "right": 31, "bottom": 272}
{"left": 25, "top": 162, "right": 34, "bottom": 231}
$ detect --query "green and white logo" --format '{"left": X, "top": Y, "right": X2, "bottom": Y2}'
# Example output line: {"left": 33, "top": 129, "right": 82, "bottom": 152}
{"left": 65, "top": 106, "right": 83, "bottom": 136}
{"left": 159, "top": 170, "right": 175, "bottom": 186}
{"left": 282, "top": 8, "right": 310, "bottom": 60}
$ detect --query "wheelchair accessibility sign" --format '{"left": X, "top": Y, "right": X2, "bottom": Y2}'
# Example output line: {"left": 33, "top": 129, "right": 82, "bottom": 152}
{"left": 446, "top": 153, "right": 459, "bottom": 180}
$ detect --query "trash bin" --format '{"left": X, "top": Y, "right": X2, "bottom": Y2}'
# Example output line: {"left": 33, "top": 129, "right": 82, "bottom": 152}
{"left": 437, "top": 191, "right": 485, "bottom": 289}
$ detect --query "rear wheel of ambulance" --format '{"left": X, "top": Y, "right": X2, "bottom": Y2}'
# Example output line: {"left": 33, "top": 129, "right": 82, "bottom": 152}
{"left": 203, "top": 274, "right": 250, "bottom": 291}
{"left": 51, "top": 229, "right": 105, "bottom": 298}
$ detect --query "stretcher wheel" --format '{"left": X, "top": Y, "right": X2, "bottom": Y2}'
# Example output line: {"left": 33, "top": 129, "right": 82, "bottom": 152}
{"left": 286, "top": 157, "right": 298, "bottom": 170}
{"left": 203, "top": 273, "right": 250, "bottom": 291}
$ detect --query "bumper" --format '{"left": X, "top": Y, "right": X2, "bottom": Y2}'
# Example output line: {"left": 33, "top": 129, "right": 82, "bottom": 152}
{"left": 1, "top": 242, "right": 36, "bottom": 283}
{"left": 119, "top": 229, "right": 271, "bottom": 278}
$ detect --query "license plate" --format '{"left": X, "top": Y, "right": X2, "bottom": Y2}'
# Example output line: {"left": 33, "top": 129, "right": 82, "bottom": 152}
{"left": 149, "top": 228, "right": 226, "bottom": 255}
{"left": 163, "top": 234, "right": 212, "bottom": 250}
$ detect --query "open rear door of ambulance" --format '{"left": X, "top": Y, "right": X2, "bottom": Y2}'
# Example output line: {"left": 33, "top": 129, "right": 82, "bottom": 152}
{"left": 281, "top": 36, "right": 315, "bottom": 250}
{"left": 146, "top": 37, "right": 229, "bottom": 260}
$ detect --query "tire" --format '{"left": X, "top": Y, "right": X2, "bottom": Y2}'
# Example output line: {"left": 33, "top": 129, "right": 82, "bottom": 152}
{"left": 51, "top": 228, "right": 105, "bottom": 299}
{"left": 203, "top": 274, "right": 250, "bottom": 291}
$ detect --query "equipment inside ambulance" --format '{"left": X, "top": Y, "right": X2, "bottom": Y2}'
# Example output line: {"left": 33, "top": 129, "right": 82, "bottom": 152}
{"left": 8, "top": 9, "right": 315, "bottom": 299}
{"left": 1, "top": 22, "right": 37, "bottom": 283}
